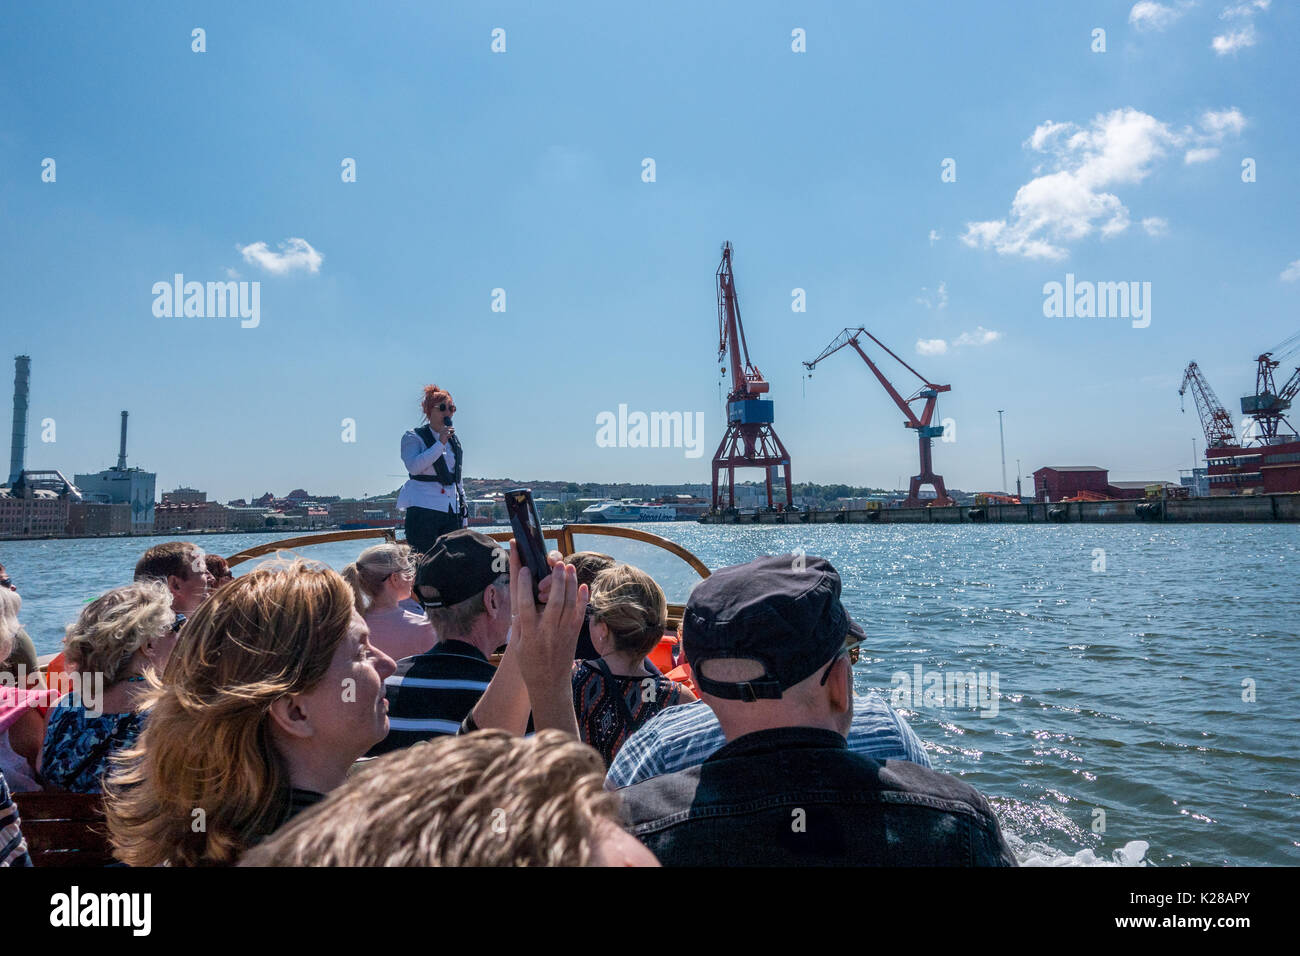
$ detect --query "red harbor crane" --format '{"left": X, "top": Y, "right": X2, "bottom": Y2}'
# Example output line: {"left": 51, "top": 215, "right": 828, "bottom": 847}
{"left": 1240, "top": 330, "right": 1300, "bottom": 443}
{"left": 710, "top": 242, "right": 793, "bottom": 512}
{"left": 1179, "top": 361, "right": 1236, "bottom": 447}
{"left": 803, "top": 328, "right": 952, "bottom": 507}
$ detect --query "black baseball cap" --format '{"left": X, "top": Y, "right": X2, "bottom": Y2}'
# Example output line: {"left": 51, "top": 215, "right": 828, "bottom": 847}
{"left": 413, "top": 529, "right": 506, "bottom": 609}
{"left": 683, "top": 554, "right": 865, "bottom": 702}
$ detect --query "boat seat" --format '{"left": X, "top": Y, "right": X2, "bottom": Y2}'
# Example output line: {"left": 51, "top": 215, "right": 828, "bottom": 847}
{"left": 13, "top": 791, "right": 115, "bottom": 867}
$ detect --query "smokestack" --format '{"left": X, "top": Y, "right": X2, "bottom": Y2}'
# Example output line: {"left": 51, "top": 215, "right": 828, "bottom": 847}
{"left": 117, "top": 410, "right": 129, "bottom": 470}
{"left": 8, "top": 355, "right": 30, "bottom": 486}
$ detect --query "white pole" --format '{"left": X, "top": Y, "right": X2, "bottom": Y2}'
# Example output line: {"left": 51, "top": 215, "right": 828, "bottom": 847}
{"left": 998, "top": 410, "right": 1007, "bottom": 494}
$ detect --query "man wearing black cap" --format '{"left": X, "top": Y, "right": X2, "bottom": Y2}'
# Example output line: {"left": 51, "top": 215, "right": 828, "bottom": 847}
{"left": 618, "top": 554, "right": 1017, "bottom": 866}
{"left": 366, "top": 529, "right": 510, "bottom": 757}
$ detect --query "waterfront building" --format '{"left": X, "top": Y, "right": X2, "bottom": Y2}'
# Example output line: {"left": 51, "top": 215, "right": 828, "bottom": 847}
{"left": 67, "top": 501, "right": 132, "bottom": 536}
{"left": 74, "top": 411, "right": 156, "bottom": 533}
{"left": 161, "top": 487, "right": 207, "bottom": 505}
{"left": 0, "top": 490, "right": 70, "bottom": 538}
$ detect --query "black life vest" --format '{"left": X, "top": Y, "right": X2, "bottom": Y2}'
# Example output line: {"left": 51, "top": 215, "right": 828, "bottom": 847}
{"left": 410, "top": 425, "right": 463, "bottom": 486}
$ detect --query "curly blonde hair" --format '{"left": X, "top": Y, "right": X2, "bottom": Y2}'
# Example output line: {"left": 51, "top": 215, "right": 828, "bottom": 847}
{"left": 62, "top": 581, "right": 174, "bottom": 684}
{"left": 104, "top": 559, "right": 354, "bottom": 867}
{"left": 239, "top": 730, "right": 621, "bottom": 867}
{"left": 588, "top": 563, "right": 667, "bottom": 658}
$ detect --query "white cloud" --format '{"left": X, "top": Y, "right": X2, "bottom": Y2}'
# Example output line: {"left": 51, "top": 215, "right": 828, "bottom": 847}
{"left": 916, "top": 339, "right": 948, "bottom": 356}
{"left": 928, "top": 229, "right": 941, "bottom": 245}
{"left": 1142, "top": 216, "right": 1169, "bottom": 236}
{"left": 1213, "top": 23, "right": 1257, "bottom": 52}
{"left": 1221, "top": 0, "right": 1268, "bottom": 19}
{"left": 1129, "top": 2, "right": 1189, "bottom": 31}
{"left": 916, "top": 281, "right": 948, "bottom": 310}
{"left": 1201, "top": 108, "right": 1246, "bottom": 138}
{"left": 1281, "top": 259, "right": 1300, "bottom": 282}
{"left": 237, "top": 237, "right": 323, "bottom": 275}
{"left": 963, "top": 107, "right": 1244, "bottom": 260}
{"left": 953, "top": 326, "right": 1002, "bottom": 347}
{"left": 224, "top": 266, "right": 241, "bottom": 279}
{"left": 1184, "top": 147, "right": 1219, "bottom": 163}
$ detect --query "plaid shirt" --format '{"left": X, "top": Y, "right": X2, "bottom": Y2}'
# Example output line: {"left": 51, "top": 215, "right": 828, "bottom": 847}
{"left": 605, "top": 693, "right": 931, "bottom": 789}
{"left": 0, "top": 771, "right": 30, "bottom": 868}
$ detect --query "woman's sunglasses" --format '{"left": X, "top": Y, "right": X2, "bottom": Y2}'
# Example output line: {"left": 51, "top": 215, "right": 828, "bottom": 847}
{"left": 438, "top": 402, "right": 456, "bottom": 414}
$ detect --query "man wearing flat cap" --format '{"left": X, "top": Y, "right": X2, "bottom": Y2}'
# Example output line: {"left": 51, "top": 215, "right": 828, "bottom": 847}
{"left": 618, "top": 554, "right": 1017, "bottom": 866}
{"left": 366, "top": 529, "right": 510, "bottom": 757}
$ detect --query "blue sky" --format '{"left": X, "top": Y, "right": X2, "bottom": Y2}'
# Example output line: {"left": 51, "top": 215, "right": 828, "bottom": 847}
{"left": 2, "top": 0, "right": 1297, "bottom": 500}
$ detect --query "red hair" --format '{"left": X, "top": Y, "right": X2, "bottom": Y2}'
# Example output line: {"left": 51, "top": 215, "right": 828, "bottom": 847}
{"left": 421, "top": 385, "right": 453, "bottom": 424}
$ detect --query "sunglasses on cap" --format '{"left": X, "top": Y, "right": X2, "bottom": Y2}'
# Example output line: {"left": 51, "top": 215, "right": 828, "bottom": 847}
{"left": 819, "top": 632, "right": 863, "bottom": 686}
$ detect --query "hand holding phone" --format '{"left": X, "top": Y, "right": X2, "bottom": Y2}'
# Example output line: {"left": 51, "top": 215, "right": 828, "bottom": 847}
{"left": 505, "top": 488, "right": 550, "bottom": 602}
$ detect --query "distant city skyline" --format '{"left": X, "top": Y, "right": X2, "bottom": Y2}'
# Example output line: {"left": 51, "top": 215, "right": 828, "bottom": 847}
{"left": 3, "top": 2, "right": 1297, "bottom": 501}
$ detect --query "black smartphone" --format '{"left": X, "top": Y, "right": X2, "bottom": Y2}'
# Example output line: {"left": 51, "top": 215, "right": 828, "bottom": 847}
{"left": 505, "top": 488, "right": 550, "bottom": 602}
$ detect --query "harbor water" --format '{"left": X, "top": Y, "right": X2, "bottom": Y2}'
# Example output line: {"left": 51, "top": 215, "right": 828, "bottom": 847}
{"left": 3, "top": 522, "right": 1296, "bottom": 866}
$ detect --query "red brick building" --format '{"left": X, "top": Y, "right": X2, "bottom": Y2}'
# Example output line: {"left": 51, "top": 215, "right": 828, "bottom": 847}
{"left": 1033, "top": 466, "right": 1110, "bottom": 502}
{"left": 1206, "top": 439, "right": 1300, "bottom": 495}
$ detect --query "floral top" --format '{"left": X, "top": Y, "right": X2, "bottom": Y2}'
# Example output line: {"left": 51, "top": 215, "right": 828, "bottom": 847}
{"left": 41, "top": 694, "right": 146, "bottom": 794}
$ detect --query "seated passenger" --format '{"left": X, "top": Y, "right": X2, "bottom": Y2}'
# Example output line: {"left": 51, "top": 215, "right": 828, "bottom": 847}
{"left": 367, "top": 530, "right": 510, "bottom": 756}
{"left": 205, "top": 553, "right": 234, "bottom": 590}
{"left": 0, "top": 770, "right": 28, "bottom": 867}
{"left": 572, "top": 564, "right": 695, "bottom": 766}
{"left": 41, "top": 582, "right": 177, "bottom": 794}
{"left": 606, "top": 692, "right": 931, "bottom": 789}
{"left": 617, "top": 555, "right": 1017, "bottom": 866}
{"left": 562, "top": 551, "right": 614, "bottom": 660}
{"left": 341, "top": 542, "right": 436, "bottom": 662}
{"left": 104, "top": 560, "right": 396, "bottom": 867}
{"left": 240, "top": 729, "right": 657, "bottom": 867}
{"left": 133, "top": 541, "right": 214, "bottom": 620}
{"left": 1, "top": 588, "right": 46, "bottom": 795}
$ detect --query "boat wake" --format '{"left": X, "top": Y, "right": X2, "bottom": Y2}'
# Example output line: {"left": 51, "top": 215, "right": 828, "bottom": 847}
{"left": 1010, "top": 835, "right": 1150, "bottom": 867}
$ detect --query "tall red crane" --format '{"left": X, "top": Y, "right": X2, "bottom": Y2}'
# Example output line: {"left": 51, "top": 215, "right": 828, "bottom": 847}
{"left": 804, "top": 328, "right": 952, "bottom": 507}
{"left": 1179, "top": 361, "right": 1236, "bottom": 447}
{"left": 711, "top": 242, "right": 793, "bottom": 512}
{"left": 1240, "top": 330, "right": 1300, "bottom": 443}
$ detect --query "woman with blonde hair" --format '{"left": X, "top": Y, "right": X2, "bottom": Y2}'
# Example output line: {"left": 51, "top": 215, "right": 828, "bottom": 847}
{"left": 341, "top": 542, "right": 435, "bottom": 661}
{"left": 571, "top": 564, "right": 695, "bottom": 766}
{"left": 40, "top": 581, "right": 176, "bottom": 793}
{"left": 104, "top": 559, "right": 396, "bottom": 867}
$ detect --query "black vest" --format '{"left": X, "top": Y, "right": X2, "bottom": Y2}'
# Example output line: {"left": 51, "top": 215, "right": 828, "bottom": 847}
{"left": 411, "top": 425, "right": 462, "bottom": 486}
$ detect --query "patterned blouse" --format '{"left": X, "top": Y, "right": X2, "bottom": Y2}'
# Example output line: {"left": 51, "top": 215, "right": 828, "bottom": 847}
{"left": 41, "top": 694, "right": 146, "bottom": 794}
{"left": 0, "top": 771, "right": 30, "bottom": 867}
{"left": 571, "top": 658, "right": 686, "bottom": 767}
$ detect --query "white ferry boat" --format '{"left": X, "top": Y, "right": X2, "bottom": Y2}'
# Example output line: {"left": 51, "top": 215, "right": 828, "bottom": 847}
{"left": 580, "top": 499, "right": 677, "bottom": 523}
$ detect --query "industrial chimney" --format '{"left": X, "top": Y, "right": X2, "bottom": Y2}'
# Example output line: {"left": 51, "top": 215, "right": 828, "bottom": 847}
{"left": 8, "top": 355, "right": 30, "bottom": 486}
{"left": 117, "top": 410, "right": 129, "bottom": 470}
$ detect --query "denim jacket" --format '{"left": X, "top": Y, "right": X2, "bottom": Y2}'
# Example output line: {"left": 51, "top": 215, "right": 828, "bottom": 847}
{"left": 619, "top": 726, "right": 1018, "bottom": 866}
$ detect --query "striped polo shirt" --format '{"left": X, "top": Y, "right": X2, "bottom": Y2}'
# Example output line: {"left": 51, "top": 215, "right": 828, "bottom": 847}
{"left": 367, "top": 640, "right": 495, "bottom": 757}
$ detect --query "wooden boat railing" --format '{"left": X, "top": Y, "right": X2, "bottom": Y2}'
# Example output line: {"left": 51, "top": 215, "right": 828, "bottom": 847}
{"left": 225, "top": 522, "right": 712, "bottom": 632}
{"left": 225, "top": 522, "right": 710, "bottom": 578}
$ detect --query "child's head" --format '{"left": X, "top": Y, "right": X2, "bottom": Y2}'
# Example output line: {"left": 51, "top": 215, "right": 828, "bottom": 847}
{"left": 587, "top": 563, "right": 667, "bottom": 659}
